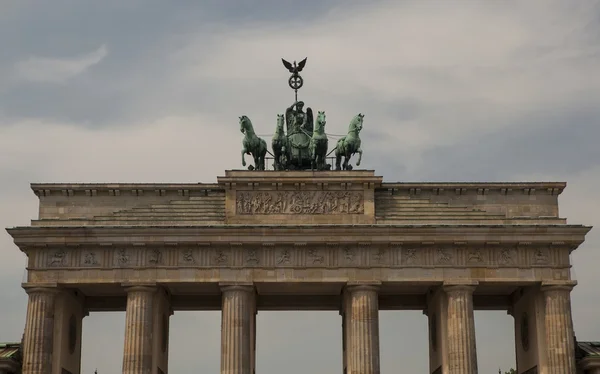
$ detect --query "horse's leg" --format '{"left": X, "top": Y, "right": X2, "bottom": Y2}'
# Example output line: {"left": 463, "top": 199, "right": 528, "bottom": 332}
{"left": 335, "top": 152, "right": 341, "bottom": 170}
{"left": 343, "top": 152, "right": 350, "bottom": 170}
{"left": 260, "top": 149, "right": 266, "bottom": 170}
{"left": 253, "top": 153, "right": 260, "bottom": 170}
{"left": 241, "top": 148, "right": 247, "bottom": 167}
{"left": 356, "top": 148, "right": 363, "bottom": 166}
{"left": 317, "top": 146, "right": 323, "bottom": 170}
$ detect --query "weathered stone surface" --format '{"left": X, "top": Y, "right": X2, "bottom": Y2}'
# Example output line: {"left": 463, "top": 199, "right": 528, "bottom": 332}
{"left": 347, "top": 284, "right": 380, "bottom": 374}
{"left": 221, "top": 285, "right": 255, "bottom": 374}
{"left": 122, "top": 286, "right": 157, "bottom": 374}
{"left": 22, "top": 288, "right": 57, "bottom": 374}
{"left": 542, "top": 282, "right": 577, "bottom": 374}
{"left": 444, "top": 283, "right": 478, "bottom": 374}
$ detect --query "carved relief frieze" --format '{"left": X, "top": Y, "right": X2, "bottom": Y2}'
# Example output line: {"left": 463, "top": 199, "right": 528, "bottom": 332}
{"left": 236, "top": 190, "right": 364, "bottom": 215}
{"left": 435, "top": 248, "right": 453, "bottom": 265}
{"left": 181, "top": 248, "right": 196, "bottom": 265}
{"left": 276, "top": 248, "right": 292, "bottom": 265}
{"left": 402, "top": 248, "right": 420, "bottom": 265}
{"left": 245, "top": 249, "right": 260, "bottom": 265}
{"left": 467, "top": 248, "right": 484, "bottom": 265}
{"left": 115, "top": 249, "right": 131, "bottom": 267}
{"left": 32, "top": 242, "right": 567, "bottom": 270}
{"left": 307, "top": 248, "right": 324, "bottom": 265}
{"left": 372, "top": 247, "right": 388, "bottom": 265}
{"left": 498, "top": 247, "right": 517, "bottom": 266}
{"left": 533, "top": 247, "right": 550, "bottom": 265}
{"left": 213, "top": 248, "right": 229, "bottom": 266}
{"left": 343, "top": 247, "right": 356, "bottom": 265}
{"left": 82, "top": 251, "right": 99, "bottom": 266}
{"left": 148, "top": 249, "right": 163, "bottom": 265}
{"left": 47, "top": 250, "right": 67, "bottom": 267}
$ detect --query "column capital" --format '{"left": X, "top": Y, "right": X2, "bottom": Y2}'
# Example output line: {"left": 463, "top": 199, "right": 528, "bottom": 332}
{"left": 443, "top": 280, "right": 478, "bottom": 294}
{"left": 22, "top": 283, "right": 60, "bottom": 295}
{"left": 122, "top": 283, "right": 158, "bottom": 293}
{"left": 345, "top": 281, "right": 381, "bottom": 292}
{"left": 220, "top": 282, "right": 255, "bottom": 293}
{"left": 541, "top": 280, "right": 577, "bottom": 293}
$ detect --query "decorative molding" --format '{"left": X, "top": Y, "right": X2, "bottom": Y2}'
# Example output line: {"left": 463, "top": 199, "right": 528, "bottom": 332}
{"left": 32, "top": 244, "right": 572, "bottom": 270}
{"left": 235, "top": 190, "right": 364, "bottom": 215}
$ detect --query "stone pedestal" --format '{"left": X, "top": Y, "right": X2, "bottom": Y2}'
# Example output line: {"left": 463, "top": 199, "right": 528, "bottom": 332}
{"left": 542, "top": 284, "right": 576, "bottom": 374}
{"left": 221, "top": 285, "right": 255, "bottom": 374}
{"left": 444, "top": 283, "right": 478, "bottom": 374}
{"left": 346, "top": 284, "right": 380, "bottom": 374}
{"left": 22, "top": 287, "right": 57, "bottom": 374}
{"left": 122, "top": 286, "right": 157, "bottom": 374}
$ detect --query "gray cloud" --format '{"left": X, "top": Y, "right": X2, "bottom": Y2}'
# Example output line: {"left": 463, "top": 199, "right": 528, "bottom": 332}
{"left": 1, "top": 1, "right": 599, "bottom": 373}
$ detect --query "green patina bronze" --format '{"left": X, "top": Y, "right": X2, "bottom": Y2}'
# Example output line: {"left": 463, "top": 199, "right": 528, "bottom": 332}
{"left": 271, "top": 114, "right": 288, "bottom": 170}
{"left": 335, "top": 113, "right": 364, "bottom": 171}
{"left": 239, "top": 115, "right": 267, "bottom": 171}
{"left": 310, "top": 111, "right": 329, "bottom": 170}
{"left": 238, "top": 58, "right": 365, "bottom": 171}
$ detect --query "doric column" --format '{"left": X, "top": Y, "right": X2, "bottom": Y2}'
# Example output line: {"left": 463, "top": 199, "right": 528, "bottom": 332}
{"left": 444, "top": 283, "right": 478, "bottom": 374}
{"left": 221, "top": 285, "right": 255, "bottom": 374}
{"left": 346, "top": 284, "right": 380, "bottom": 374}
{"left": 22, "top": 287, "right": 57, "bottom": 374}
{"left": 122, "top": 285, "right": 157, "bottom": 374}
{"left": 542, "top": 283, "right": 577, "bottom": 374}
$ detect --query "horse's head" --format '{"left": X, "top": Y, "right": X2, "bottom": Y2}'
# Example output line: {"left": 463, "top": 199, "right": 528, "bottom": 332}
{"left": 349, "top": 113, "right": 364, "bottom": 134}
{"left": 276, "top": 114, "right": 285, "bottom": 130}
{"left": 239, "top": 115, "right": 251, "bottom": 134}
{"left": 315, "top": 111, "right": 326, "bottom": 133}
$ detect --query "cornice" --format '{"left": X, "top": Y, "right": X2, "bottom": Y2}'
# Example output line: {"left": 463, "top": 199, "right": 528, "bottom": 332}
{"left": 378, "top": 182, "right": 566, "bottom": 196}
{"left": 6, "top": 224, "right": 591, "bottom": 249}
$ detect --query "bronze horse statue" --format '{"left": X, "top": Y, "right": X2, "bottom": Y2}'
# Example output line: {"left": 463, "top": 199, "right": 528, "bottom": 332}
{"left": 335, "top": 113, "right": 364, "bottom": 170}
{"left": 239, "top": 115, "right": 267, "bottom": 170}
{"left": 309, "top": 111, "right": 328, "bottom": 170}
{"left": 272, "top": 114, "right": 288, "bottom": 170}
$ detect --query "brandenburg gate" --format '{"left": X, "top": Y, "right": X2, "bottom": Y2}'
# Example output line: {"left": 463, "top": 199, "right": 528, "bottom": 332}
{"left": 6, "top": 59, "right": 592, "bottom": 374}
{"left": 6, "top": 171, "right": 591, "bottom": 374}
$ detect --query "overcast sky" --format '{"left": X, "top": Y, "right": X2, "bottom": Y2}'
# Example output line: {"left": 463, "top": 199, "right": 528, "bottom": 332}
{"left": 1, "top": 1, "right": 599, "bottom": 373}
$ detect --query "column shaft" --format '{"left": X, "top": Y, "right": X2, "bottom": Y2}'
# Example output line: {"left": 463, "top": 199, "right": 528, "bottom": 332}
{"left": 444, "top": 285, "right": 478, "bottom": 374}
{"left": 347, "top": 285, "right": 380, "bottom": 374}
{"left": 122, "top": 286, "right": 156, "bottom": 374}
{"left": 22, "top": 288, "right": 57, "bottom": 374}
{"left": 543, "top": 285, "right": 576, "bottom": 374}
{"left": 221, "top": 285, "right": 255, "bottom": 374}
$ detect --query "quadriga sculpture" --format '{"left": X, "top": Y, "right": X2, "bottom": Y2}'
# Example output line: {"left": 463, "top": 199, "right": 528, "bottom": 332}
{"left": 239, "top": 115, "right": 267, "bottom": 171}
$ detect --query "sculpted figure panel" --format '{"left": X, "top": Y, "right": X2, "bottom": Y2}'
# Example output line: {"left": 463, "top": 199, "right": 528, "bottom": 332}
{"left": 236, "top": 190, "right": 364, "bottom": 215}
{"left": 33, "top": 245, "right": 569, "bottom": 270}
